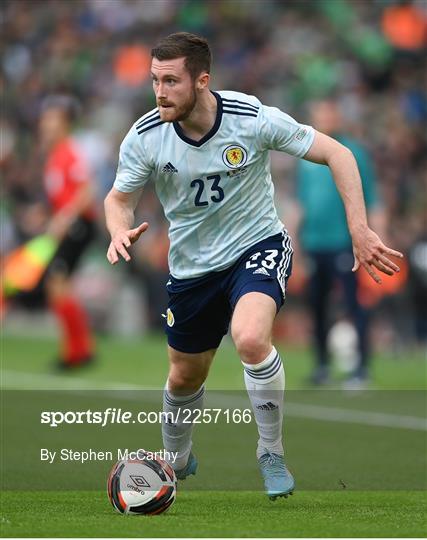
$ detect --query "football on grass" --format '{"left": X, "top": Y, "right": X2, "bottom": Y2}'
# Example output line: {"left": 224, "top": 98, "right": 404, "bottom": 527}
{"left": 107, "top": 452, "right": 177, "bottom": 515}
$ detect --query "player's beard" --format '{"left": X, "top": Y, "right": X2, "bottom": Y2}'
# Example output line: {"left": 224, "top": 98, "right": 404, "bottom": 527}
{"left": 158, "top": 86, "right": 197, "bottom": 123}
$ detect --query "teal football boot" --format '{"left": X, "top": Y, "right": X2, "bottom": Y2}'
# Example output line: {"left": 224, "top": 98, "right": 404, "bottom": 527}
{"left": 258, "top": 451, "right": 295, "bottom": 500}
{"left": 175, "top": 452, "right": 198, "bottom": 480}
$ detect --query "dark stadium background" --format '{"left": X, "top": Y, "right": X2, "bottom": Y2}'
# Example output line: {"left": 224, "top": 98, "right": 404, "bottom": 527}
{"left": 2, "top": 0, "right": 426, "bottom": 352}
{"left": 1, "top": 2, "right": 426, "bottom": 536}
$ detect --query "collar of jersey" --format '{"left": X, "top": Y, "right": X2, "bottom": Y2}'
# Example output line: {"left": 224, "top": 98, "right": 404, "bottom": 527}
{"left": 172, "top": 91, "right": 223, "bottom": 147}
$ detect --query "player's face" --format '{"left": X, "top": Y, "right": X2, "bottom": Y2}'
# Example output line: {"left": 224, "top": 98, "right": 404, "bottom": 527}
{"left": 151, "top": 57, "right": 197, "bottom": 122}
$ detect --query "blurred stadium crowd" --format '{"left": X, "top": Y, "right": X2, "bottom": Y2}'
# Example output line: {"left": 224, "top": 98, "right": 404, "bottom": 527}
{"left": 1, "top": 0, "right": 426, "bottom": 349}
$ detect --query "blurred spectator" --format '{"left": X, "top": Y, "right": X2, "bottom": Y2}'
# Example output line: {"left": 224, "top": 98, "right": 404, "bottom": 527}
{"left": 15, "top": 96, "right": 98, "bottom": 368}
{"left": 1, "top": 0, "right": 426, "bottom": 344}
{"left": 293, "top": 98, "right": 385, "bottom": 386}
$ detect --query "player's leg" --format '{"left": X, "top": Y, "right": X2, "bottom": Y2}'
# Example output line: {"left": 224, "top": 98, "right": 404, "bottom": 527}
{"left": 167, "top": 345, "right": 215, "bottom": 394}
{"left": 226, "top": 230, "right": 295, "bottom": 498}
{"left": 162, "top": 346, "right": 216, "bottom": 477}
{"left": 231, "top": 291, "right": 294, "bottom": 498}
{"left": 231, "top": 292, "right": 285, "bottom": 457}
{"left": 162, "top": 274, "right": 229, "bottom": 478}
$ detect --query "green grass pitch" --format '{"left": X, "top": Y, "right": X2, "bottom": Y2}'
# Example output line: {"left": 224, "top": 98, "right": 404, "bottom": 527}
{"left": 1, "top": 334, "right": 426, "bottom": 537}
{"left": 1, "top": 491, "right": 426, "bottom": 538}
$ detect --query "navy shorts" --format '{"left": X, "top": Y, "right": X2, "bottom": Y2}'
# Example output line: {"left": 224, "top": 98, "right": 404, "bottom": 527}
{"left": 165, "top": 231, "right": 293, "bottom": 353}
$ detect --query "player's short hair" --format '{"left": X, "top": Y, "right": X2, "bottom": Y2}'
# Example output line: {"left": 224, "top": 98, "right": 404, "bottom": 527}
{"left": 151, "top": 32, "right": 211, "bottom": 80}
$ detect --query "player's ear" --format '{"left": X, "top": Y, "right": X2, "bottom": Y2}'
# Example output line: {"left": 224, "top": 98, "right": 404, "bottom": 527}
{"left": 196, "top": 72, "right": 210, "bottom": 91}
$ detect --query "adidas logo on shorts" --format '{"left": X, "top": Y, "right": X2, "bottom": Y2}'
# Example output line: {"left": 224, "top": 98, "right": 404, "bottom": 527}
{"left": 253, "top": 267, "right": 270, "bottom": 276}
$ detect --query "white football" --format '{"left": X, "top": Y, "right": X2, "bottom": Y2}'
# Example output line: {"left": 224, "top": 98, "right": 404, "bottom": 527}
{"left": 107, "top": 451, "right": 177, "bottom": 515}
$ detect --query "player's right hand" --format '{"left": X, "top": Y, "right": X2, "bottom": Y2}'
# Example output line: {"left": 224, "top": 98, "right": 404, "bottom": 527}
{"left": 107, "top": 222, "right": 149, "bottom": 264}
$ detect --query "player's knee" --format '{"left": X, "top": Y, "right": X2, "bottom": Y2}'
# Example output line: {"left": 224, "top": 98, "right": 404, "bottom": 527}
{"left": 233, "top": 330, "right": 270, "bottom": 364}
{"left": 167, "top": 371, "right": 205, "bottom": 395}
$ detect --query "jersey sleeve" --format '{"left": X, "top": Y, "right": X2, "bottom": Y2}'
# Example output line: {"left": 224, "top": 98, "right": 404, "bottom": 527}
{"left": 114, "top": 126, "right": 153, "bottom": 192}
{"left": 257, "top": 105, "right": 315, "bottom": 158}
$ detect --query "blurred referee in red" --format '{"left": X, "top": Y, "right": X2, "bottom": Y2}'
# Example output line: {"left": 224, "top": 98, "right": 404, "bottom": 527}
{"left": 39, "top": 96, "right": 96, "bottom": 368}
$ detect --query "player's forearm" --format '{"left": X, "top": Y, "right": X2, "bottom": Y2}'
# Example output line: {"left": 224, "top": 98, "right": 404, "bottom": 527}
{"left": 326, "top": 147, "right": 369, "bottom": 237}
{"left": 104, "top": 187, "right": 147, "bottom": 264}
{"left": 104, "top": 189, "right": 136, "bottom": 237}
{"left": 304, "top": 132, "right": 370, "bottom": 238}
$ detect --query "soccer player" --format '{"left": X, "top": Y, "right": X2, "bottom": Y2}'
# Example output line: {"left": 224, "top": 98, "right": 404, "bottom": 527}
{"left": 104, "top": 33, "right": 403, "bottom": 499}
{"left": 39, "top": 96, "right": 96, "bottom": 368}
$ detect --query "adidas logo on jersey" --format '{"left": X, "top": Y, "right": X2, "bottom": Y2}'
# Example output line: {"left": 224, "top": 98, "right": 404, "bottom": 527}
{"left": 253, "top": 267, "right": 270, "bottom": 276}
{"left": 255, "top": 401, "right": 278, "bottom": 411}
{"left": 162, "top": 162, "right": 178, "bottom": 174}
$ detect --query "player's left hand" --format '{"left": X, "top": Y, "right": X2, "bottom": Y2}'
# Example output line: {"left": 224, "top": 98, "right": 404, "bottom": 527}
{"left": 352, "top": 227, "right": 403, "bottom": 284}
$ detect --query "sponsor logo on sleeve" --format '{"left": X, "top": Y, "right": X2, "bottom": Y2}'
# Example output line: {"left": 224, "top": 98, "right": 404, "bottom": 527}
{"left": 294, "top": 128, "right": 307, "bottom": 142}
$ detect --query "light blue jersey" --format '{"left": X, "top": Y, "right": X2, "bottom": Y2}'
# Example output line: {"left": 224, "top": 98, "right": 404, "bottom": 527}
{"left": 114, "top": 90, "right": 314, "bottom": 279}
